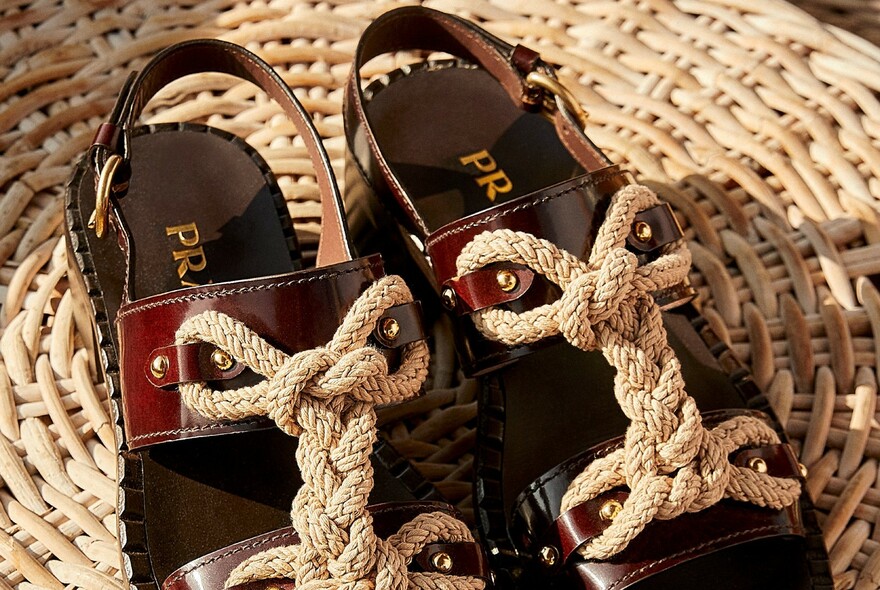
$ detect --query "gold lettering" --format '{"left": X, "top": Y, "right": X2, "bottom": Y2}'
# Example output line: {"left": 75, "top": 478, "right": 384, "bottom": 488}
{"left": 476, "top": 171, "right": 512, "bottom": 202}
{"left": 172, "top": 246, "right": 207, "bottom": 278}
{"left": 166, "top": 222, "right": 200, "bottom": 247}
{"left": 458, "top": 149, "right": 497, "bottom": 173}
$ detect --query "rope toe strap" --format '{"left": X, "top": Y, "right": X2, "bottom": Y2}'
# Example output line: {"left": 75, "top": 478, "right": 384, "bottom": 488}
{"left": 174, "top": 275, "right": 483, "bottom": 589}
{"left": 454, "top": 184, "right": 802, "bottom": 560}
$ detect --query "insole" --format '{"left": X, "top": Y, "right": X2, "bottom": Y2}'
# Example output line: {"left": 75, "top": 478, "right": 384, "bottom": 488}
{"left": 365, "top": 63, "right": 584, "bottom": 231}
{"left": 364, "top": 64, "right": 809, "bottom": 588}
{"left": 101, "top": 126, "right": 301, "bottom": 584}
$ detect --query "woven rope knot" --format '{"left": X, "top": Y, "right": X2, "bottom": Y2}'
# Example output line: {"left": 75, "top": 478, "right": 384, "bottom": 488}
{"left": 168, "top": 275, "right": 481, "bottom": 590}
{"left": 173, "top": 275, "right": 428, "bottom": 436}
{"left": 455, "top": 184, "right": 802, "bottom": 560}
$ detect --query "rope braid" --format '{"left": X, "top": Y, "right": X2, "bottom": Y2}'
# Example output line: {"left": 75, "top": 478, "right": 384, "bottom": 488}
{"left": 175, "top": 275, "right": 485, "bottom": 589}
{"left": 455, "top": 184, "right": 801, "bottom": 560}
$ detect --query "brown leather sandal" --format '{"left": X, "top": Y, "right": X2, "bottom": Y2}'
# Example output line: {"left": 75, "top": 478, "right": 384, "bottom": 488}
{"left": 65, "top": 39, "right": 487, "bottom": 590}
{"left": 343, "top": 7, "right": 832, "bottom": 590}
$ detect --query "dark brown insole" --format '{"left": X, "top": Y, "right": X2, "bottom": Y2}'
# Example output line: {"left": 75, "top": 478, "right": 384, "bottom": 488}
{"left": 362, "top": 64, "right": 810, "bottom": 589}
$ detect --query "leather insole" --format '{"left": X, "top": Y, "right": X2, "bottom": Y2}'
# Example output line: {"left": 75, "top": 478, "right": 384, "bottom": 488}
{"left": 110, "top": 126, "right": 300, "bottom": 584}
{"left": 365, "top": 63, "right": 584, "bottom": 231}
{"left": 363, "top": 64, "right": 810, "bottom": 589}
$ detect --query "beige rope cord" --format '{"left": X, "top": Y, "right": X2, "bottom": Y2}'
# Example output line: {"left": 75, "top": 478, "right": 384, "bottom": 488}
{"left": 455, "top": 184, "right": 802, "bottom": 559}
{"left": 3, "top": 0, "right": 880, "bottom": 588}
{"left": 169, "top": 275, "right": 481, "bottom": 590}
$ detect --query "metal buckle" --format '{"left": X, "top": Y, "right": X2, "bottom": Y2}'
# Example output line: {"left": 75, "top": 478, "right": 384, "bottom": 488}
{"left": 526, "top": 71, "right": 589, "bottom": 129}
{"left": 88, "top": 154, "right": 122, "bottom": 239}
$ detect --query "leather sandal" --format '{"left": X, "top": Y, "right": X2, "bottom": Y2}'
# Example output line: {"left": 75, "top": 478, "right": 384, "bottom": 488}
{"left": 343, "top": 7, "right": 832, "bottom": 590}
{"left": 65, "top": 39, "right": 488, "bottom": 590}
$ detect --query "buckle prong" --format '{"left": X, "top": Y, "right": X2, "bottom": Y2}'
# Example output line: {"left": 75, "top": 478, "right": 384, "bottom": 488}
{"left": 526, "top": 71, "right": 589, "bottom": 129}
{"left": 88, "top": 154, "right": 123, "bottom": 239}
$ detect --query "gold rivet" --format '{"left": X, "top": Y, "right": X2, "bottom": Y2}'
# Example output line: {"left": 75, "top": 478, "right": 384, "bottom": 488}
{"left": 539, "top": 545, "right": 559, "bottom": 567}
{"left": 748, "top": 457, "right": 768, "bottom": 473}
{"left": 431, "top": 551, "right": 453, "bottom": 573}
{"left": 150, "top": 355, "right": 168, "bottom": 379}
{"left": 599, "top": 499, "right": 623, "bottom": 521}
{"left": 441, "top": 287, "right": 457, "bottom": 309}
{"left": 380, "top": 317, "right": 400, "bottom": 341}
{"left": 211, "top": 349, "right": 234, "bottom": 371}
{"left": 496, "top": 269, "right": 519, "bottom": 292}
{"left": 799, "top": 463, "right": 808, "bottom": 478}
{"left": 634, "top": 220, "right": 653, "bottom": 243}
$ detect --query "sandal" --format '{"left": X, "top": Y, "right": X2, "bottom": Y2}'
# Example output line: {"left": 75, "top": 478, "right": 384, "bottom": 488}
{"left": 343, "top": 7, "right": 832, "bottom": 590}
{"left": 65, "top": 39, "right": 488, "bottom": 590}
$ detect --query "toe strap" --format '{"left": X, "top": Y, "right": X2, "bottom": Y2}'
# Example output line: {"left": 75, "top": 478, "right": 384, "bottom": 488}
{"left": 511, "top": 410, "right": 807, "bottom": 590}
{"left": 162, "top": 502, "right": 491, "bottom": 590}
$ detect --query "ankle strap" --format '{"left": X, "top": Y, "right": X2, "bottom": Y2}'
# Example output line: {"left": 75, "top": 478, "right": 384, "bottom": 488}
{"left": 90, "top": 39, "right": 352, "bottom": 267}
{"left": 344, "top": 6, "right": 611, "bottom": 237}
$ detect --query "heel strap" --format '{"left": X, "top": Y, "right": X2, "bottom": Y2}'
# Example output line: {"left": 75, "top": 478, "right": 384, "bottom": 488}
{"left": 90, "top": 39, "right": 352, "bottom": 268}
{"left": 345, "top": 5, "right": 611, "bottom": 237}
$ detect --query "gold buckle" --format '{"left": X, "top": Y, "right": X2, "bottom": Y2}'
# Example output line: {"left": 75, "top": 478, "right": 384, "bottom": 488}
{"left": 526, "top": 71, "right": 589, "bottom": 129}
{"left": 88, "top": 154, "right": 122, "bottom": 239}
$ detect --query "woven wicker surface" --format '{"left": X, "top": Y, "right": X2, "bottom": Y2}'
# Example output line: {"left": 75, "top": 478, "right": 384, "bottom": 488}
{"left": 2, "top": 0, "right": 880, "bottom": 588}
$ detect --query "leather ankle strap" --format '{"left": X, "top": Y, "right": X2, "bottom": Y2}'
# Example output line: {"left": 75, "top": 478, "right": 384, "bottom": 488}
{"left": 344, "top": 6, "right": 611, "bottom": 238}
{"left": 90, "top": 39, "right": 352, "bottom": 269}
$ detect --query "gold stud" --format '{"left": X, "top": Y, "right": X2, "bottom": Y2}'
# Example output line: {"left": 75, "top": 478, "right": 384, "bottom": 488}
{"left": 150, "top": 355, "right": 168, "bottom": 379}
{"left": 599, "top": 499, "right": 623, "bottom": 521}
{"left": 496, "top": 269, "right": 519, "bottom": 292}
{"left": 441, "top": 287, "right": 457, "bottom": 309}
{"left": 211, "top": 348, "right": 234, "bottom": 371}
{"left": 799, "top": 463, "right": 808, "bottom": 478}
{"left": 634, "top": 220, "right": 653, "bottom": 243}
{"left": 431, "top": 551, "right": 454, "bottom": 573}
{"left": 539, "top": 545, "right": 559, "bottom": 567}
{"left": 380, "top": 317, "right": 400, "bottom": 341}
{"left": 748, "top": 457, "right": 768, "bottom": 473}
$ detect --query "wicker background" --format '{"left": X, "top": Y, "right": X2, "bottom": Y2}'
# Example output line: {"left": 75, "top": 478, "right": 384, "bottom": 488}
{"left": 2, "top": 0, "right": 880, "bottom": 588}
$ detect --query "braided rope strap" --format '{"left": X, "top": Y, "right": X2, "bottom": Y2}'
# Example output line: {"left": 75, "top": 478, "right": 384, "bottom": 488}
{"left": 455, "top": 184, "right": 802, "bottom": 560}
{"left": 174, "top": 275, "right": 485, "bottom": 590}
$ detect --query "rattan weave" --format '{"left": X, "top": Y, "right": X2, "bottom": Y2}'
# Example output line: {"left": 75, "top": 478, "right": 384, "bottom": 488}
{"left": 2, "top": 0, "right": 880, "bottom": 588}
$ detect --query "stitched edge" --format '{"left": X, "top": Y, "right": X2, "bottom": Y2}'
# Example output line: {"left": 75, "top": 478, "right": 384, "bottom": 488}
{"left": 164, "top": 529, "right": 299, "bottom": 586}
{"left": 425, "top": 168, "right": 625, "bottom": 247}
{"left": 605, "top": 525, "right": 802, "bottom": 590}
{"left": 117, "top": 261, "right": 380, "bottom": 320}
{"left": 128, "top": 417, "right": 265, "bottom": 444}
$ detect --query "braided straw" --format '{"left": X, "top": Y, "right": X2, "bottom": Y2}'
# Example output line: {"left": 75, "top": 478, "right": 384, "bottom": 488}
{"left": 174, "top": 275, "right": 483, "bottom": 590}
{"left": 456, "top": 185, "right": 802, "bottom": 559}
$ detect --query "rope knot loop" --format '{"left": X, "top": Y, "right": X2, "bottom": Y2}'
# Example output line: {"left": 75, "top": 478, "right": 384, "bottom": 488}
{"left": 174, "top": 275, "right": 429, "bottom": 436}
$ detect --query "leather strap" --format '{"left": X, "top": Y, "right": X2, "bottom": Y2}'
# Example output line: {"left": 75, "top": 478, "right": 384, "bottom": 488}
{"left": 162, "top": 501, "right": 491, "bottom": 590}
{"left": 117, "top": 255, "right": 398, "bottom": 451}
{"left": 90, "top": 39, "right": 352, "bottom": 271}
{"left": 511, "top": 409, "right": 806, "bottom": 590}
{"left": 144, "top": 302, "right": 426, "bottom": 389}
{"left": 344, "top": 5, "right": 610, "bottom": 237}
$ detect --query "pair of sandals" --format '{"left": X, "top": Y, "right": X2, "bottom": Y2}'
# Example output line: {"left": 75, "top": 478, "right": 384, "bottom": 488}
{"left": 64, "top": 6, "right": 831, "bottom": 590}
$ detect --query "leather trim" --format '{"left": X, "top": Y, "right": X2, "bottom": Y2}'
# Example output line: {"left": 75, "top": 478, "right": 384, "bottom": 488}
{"left": 145, "top": 343, "right": 246, "bottom": 388}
